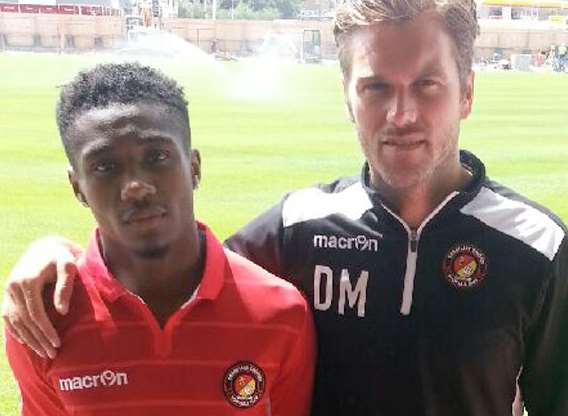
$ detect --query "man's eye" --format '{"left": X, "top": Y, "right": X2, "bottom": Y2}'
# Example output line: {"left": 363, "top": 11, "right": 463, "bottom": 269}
{"left": 365, "top": 82, "right": 388, "bottom": 92}
{"left": 417, "top": 79, "right": 440, "bottom": 91}
{"left": 93, "top": 161, "right": 115, "bottom": 173}
{"left": 148, "top": 150, "right": 169, "bottom": 164}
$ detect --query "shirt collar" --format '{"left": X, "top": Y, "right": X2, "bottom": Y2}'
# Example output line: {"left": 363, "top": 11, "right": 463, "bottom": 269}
{"left": 80, "top": 222, "right": 227, "bottom": 303}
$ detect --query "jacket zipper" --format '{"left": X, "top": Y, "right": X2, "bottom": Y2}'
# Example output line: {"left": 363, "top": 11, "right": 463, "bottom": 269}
{"left": 409, "top": 230, "right": 418, "bottom": 252}
{"left": 400, "top": 227, "right": 418, "bottom": 315}
{"left": 382, "top": 191, "right": 460, "bottom": 316}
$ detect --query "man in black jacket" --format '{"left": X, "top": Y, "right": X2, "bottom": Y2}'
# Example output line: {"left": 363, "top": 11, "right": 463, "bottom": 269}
{"left": 4, "top": 0, "right": 568, "bottom": 414}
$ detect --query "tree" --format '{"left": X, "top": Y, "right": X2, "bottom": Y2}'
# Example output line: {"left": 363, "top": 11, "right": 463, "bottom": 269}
{"left": 178, "top": 0, "right": 207, "bottom": 18}
{"left": 179, "top": 0, "right": 300, "bottom": 19}
{"left": 217, "top": 0, "right": 300, "bottom": 19}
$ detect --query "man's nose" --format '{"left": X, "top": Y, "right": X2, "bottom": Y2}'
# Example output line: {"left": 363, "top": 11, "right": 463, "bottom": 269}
{"left": 385, "top": 91, "right": 417, "bottom": 127}
{"left": 121, "top": 178, "right": 157, "bottom": 202}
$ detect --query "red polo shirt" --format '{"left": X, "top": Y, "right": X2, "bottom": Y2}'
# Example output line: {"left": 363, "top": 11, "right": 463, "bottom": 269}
{"left": 6, "top": 223, "right": 315, "bottom": 415}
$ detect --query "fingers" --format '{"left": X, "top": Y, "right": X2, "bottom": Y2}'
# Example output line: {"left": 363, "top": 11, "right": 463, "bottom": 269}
{"left": 20, "top": 279, "right": 61, "bottom": 351}
{"left": 2, "top": 236, "right": 82, "bottom": 358}
{"left": 54, "top": 258, "right": 77, "bottom": 316}
{"left": 2, "top": 285, "right": 57, "bottom": 359}
{"left": 17, "top": 284, "right": 59, "bottom": 358}
{"left": 2, "top": 296, "right": 23, "bottom": 344}
{"left": 11, "top": 320, "right": 49, "bottom": 359}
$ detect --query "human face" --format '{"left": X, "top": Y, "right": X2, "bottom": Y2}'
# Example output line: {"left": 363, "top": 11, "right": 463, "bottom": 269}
{"left": 345, "top": 12, "right": 474, "bottom": 191}
{"left": 68, "top": 102, "right": 199, "bottom": 258}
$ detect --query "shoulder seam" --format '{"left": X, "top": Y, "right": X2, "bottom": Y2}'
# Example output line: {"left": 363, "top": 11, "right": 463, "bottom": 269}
{"left": 282, "top": 182, "right": 372, "bottom": 228}
{"left": 460, "top": 186, "right": 566, "bottom": 261}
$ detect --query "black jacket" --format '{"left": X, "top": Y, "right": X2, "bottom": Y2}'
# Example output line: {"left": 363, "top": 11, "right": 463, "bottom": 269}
{"left": 225, "top": 150, "right": 568, "bottom": 416}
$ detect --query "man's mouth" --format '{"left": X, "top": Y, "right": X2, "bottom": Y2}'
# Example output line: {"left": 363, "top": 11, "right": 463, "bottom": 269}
{"left": 381, "top": 127, "right": 425, "bottom": 148}
{"left": 122, "top": 206, "right": 167, "bottom": 224}
{"left": 382, "top": 136, "right": 425, "bottom": 149}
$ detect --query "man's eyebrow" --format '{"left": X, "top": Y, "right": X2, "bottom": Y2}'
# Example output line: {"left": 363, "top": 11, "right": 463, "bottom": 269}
{"left": 135, "top": 134, "right": 176, "bottom": 145}
{"left": 355, "top": 61, "right": 448, "bottom": 85}
{"left": 355, "top": 75, "right": 388, "bottom": 86}
{"left": 81, "top": 134, "right": 177, "bottom": 161}
{"left": 82, "top": 142, "right": 112, "bottom": 160}
{"left": 416, "top": 61, "right": 447, "bottom": 78}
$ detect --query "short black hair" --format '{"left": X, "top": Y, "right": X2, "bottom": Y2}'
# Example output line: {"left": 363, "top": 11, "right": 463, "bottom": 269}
{"left": 57, "top": 62, "right": 190, "bottom": 163}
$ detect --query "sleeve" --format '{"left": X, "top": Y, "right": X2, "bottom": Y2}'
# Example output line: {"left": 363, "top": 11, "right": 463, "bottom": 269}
{"left": 520, "top": 236, "right": 568, "bottom": 415}
{"left": 224, "top": 201, "right": 287, "bottom": 278}
{"left": 269, "top": 299, "right": 316, "bottom": 416}
{"left": 5, "top": 331, "right": 69, "bottom": 416}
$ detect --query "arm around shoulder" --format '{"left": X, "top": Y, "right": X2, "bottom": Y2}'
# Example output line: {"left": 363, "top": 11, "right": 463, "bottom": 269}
{"left": 2, "top": 236, "right": 84, "bottom": 358}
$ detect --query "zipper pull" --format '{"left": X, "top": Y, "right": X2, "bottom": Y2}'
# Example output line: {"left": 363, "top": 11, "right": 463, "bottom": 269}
{"left": 410, "top": 229, "right": 418, "bottom": 252}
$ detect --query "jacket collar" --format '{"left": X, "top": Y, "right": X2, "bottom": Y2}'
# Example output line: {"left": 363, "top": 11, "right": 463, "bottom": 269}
{"left": 360, "top": 149, "right": 486, "bottom": 209}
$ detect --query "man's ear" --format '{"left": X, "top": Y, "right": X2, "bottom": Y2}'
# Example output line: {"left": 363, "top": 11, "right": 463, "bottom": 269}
{"left": 191, "top": 149, "right": 201, "bottom": 190}
{"left": 68, "top": 167, "right": 88, "bottom": 207}
{"left": 460, "top": 71, "right": 475, "bottom": 120}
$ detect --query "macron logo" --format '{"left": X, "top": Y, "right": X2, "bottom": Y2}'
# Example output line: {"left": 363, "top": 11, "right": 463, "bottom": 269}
{"left": 58, "top": 369, "right": 128, "bottom": 392}
{"left": 313, "top": 234, "right": 380, "bottom": 252}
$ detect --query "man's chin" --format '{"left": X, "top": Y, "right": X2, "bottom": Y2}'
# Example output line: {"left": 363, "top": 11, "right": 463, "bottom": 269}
{"left": 376, "top": 169, "right": 427, "bottom": 191}
{"left": 132, "top": 244, "right": 169, "bottom": 259}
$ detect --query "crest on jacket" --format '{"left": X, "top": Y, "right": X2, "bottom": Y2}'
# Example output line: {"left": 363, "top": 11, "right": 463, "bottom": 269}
{"left": 443, "top": 244, "right": 488, "bottom": 289}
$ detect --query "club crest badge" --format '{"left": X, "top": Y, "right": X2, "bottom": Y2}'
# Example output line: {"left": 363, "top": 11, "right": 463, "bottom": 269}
{"left": 442, "top": 244, "right": 488, "bottom": 289}
{"left": 223, "top": 361, "right": 265, "bottom": 408}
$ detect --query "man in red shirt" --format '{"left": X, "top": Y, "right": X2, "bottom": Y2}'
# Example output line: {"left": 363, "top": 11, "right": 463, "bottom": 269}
{"left": 5, "top": 62, "right": 315, "bottom": 416}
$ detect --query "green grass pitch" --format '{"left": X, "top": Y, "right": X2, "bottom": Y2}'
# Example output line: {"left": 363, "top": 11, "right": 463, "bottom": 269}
{"left": 0, "top": 52, "right": 567, "bottom": 414}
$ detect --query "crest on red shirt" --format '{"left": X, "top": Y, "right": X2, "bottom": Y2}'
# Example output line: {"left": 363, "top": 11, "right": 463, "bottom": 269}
{"left": 442, "top": 244, "right": 488, "bottom": 289}
{"left": 223, "top": 361, "right": 265, "bottom": 408}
